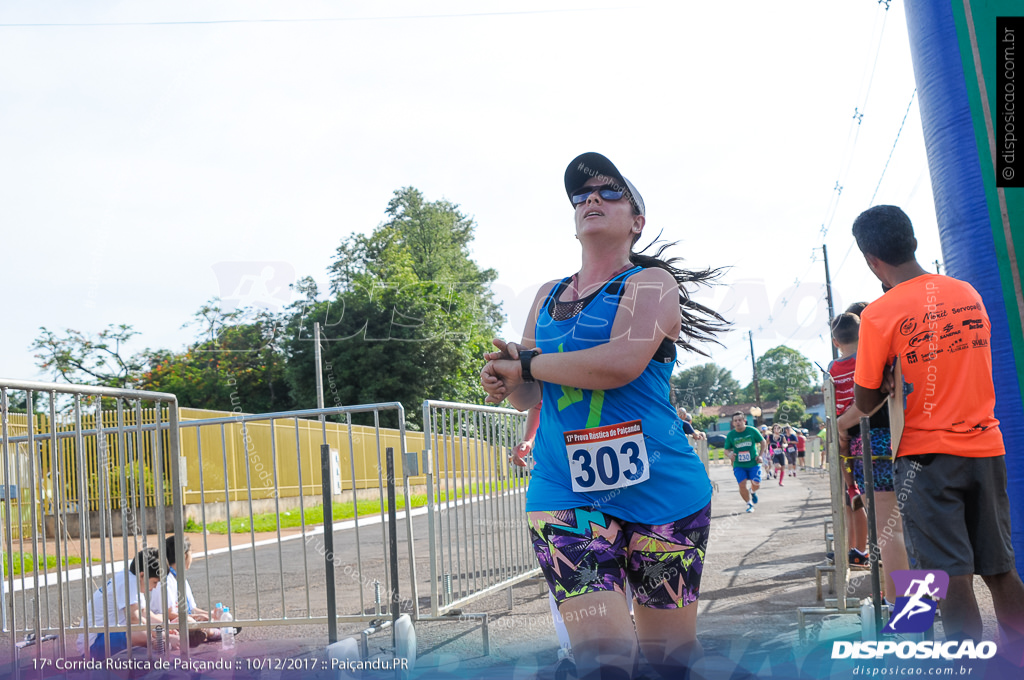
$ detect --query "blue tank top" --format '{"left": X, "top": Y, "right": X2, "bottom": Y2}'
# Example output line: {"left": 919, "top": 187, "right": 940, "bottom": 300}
{"left": 525, "top": 267, "right": 713, "bottom": 524}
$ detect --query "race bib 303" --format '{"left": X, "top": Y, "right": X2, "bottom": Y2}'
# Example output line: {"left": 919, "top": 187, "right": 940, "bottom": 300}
{"left": 564, "top": 420, "right": 650, "bottom": 493}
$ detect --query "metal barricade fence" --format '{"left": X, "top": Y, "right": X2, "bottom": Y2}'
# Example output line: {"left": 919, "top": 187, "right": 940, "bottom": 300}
{"left": 704, "top": 438, "right": 730, "bottom": 466}
{"left": 176, "top": 404, "right": 419, "bottom": 634}
{"left": 822, "top": 376, "right": 851, "bottom": 605}
{"left": 797, "top": 376, "right": 859, "bottom": 640}
{"left": 421, "top": 401, "right": 539, "bottom": 617}
{"left": 0, "top": 379, "right": 185, "bottom": 673}
{"left": 692, "top": 435, "right": 709, "bottom": 473}
{"left": 1, "top": 391, "right": 551, "bottom": 666}
{"left": 807, "top": 436, "right": 823, "bottom": 468}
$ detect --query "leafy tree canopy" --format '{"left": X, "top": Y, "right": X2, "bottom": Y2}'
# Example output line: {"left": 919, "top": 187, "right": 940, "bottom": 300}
{"left": 671, "top": 363, "right": 739, "bottom": 409}
{"left": 31, "top": 324, "right": 143, "bottom": 389}
{"left": 29, "top": 187, "right": 505, "bottom": 426}
{"left": 328, "top": 187, "right": 497, "bottom": 292}
{"left": 137, "top": 300, "right": 292, "bottom": 413}
{"left": 691, "top": 413, "right": 718, "bottom": 432}
{"left": 287, "top": 187, "right": 503, "bottom": 428}
{"left": 740, "top": 345, "right": 817, "bottom": 403}
{"left": 774, "top": 398, "right": 806, "bottom": 429}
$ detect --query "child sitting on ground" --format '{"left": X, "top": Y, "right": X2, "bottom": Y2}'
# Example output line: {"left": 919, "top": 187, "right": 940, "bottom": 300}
{"left": 149, "top": 535, "right": 221, "bottom": 644}
{"left": 77, "top": 547, "right": 177, "bottom": 659}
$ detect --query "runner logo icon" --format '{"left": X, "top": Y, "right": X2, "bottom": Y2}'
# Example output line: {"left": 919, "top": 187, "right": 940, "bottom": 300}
{"left": 883, "top": 570, "right": 949, "bottom": 634}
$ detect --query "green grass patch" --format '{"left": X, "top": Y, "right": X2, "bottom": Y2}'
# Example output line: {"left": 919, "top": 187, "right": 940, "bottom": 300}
{"left": 2, "top": 552, "right": 91, "bottom": 577}
{"left": 200, "top": 480, "right": 512, "bottom": 535}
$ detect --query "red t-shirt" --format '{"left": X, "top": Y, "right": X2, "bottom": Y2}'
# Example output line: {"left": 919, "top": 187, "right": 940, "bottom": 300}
{"left": 828, "top": 354, "right": 857, "bottom": 415}
{"left": 853, "top": 274, "right": 1003, "bottom": 458}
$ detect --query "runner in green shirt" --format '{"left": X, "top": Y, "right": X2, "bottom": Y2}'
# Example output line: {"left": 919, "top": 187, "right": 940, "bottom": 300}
{"left": 724, "top": 412, "right": 766, "bottom": 513}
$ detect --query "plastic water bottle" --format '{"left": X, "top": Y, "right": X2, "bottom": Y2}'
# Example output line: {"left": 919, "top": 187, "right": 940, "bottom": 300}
{"left": 154, "top": 625, "right": 165, "bottom": 655}
{"left": 212, "top": 602, "right": 223, "bottom": 622}
{"left": 220, "top": 607, "right": 235, "bottom": 650}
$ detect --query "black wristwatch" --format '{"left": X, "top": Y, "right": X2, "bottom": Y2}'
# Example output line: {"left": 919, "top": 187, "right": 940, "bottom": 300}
{"left": 519, "top": 349, "right": 538, "bottom": 383}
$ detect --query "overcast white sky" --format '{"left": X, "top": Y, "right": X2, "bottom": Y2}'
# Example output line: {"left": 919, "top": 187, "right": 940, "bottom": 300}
{"left": 0, "top": 0, "right": 941, "bottom": 398}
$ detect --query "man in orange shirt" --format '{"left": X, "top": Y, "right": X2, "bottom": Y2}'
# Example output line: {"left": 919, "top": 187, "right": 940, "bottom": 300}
{"left": 851, "top": 205, "right": 1024, "bottom": 648}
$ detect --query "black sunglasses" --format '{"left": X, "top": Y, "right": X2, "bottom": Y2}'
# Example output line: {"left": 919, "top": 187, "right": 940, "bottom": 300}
{"left": 570, "top": 184, "right": 627, "bottom": 206}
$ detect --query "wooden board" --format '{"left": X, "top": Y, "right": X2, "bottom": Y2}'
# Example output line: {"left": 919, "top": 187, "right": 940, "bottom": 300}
{"left": 887, "top": 356, "right": 904, "bottom": 458}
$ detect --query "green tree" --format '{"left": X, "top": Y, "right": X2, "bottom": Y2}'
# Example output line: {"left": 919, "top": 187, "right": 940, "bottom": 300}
{"left": 286, "top": 187, "right": 503, "bottom": 428}
{"left": 691, "top": 413, "right": 718, "bottom": 432}
{"left": 741, "top": 345, "right": 816, "bottom": 402}
{"left": 137, "top": 301, "right": 293, "bottom": 413}
{"left": 774, "top": 398, "right": 806, "bottom": 429}
{"left": 328, "top": 187, "right": 495, "bottom": 294}
{"left": 671, "top": 363, "right": 739, "bottom": 409}
{"left": 31, "top": 324, "right": 144, "bottom": 389}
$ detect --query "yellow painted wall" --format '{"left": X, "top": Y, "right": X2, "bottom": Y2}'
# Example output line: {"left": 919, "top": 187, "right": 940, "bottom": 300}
{"left": 3, "top": 407, "right": 511, "bottom": 510}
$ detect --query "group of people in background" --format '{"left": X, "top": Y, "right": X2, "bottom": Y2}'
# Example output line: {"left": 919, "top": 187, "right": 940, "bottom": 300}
{"left": 722, "top": 416, "right": 815, "bottom": 514}
{"left": 761, "top": 423, "right": 809, "bottom": 483}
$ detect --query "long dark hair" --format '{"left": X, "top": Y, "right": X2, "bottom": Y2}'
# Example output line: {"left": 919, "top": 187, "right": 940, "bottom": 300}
{"left": 628, "top": 236, "right": 730, "bottom": 356}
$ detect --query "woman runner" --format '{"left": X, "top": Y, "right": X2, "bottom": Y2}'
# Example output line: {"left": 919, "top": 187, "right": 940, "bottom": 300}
{"left": 481, "top": 152, "right": 727, "bottom": 679}
{"left": 769, "top": 424, "right": 787, "bottom": 485}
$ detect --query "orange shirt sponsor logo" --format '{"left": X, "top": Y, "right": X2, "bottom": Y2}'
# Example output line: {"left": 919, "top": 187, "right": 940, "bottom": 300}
{"left": 853, "top": 275, "right": 1002, "bottom": 458}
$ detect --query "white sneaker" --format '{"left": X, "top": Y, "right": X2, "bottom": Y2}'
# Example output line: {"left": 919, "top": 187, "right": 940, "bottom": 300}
{"left": 555, "top": 648, "right": 576, "bottom": 680}
{"left": 746, "top": 503, "right": 755, "bottom": 513}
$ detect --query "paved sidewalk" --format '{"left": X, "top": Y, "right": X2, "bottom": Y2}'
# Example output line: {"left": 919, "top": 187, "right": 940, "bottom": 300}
{"left": 395, "top": 462, "right": 1005, "bottom": 678}
{"left": 406, "top": 464, "right": 861, "bottom": 677}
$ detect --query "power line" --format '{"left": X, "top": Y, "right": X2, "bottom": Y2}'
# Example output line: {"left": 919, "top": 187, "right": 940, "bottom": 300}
{"left": 832, "top": 240, "right": 859, "bottom": 280}
{"left": 780, "top": 0, "right": 894, "bottom": 351}
{"left": 683, "top": 3, "right": 900, "bottom": 373}
{"left": 0, "top": 7, "right": 619, "bottom": 28}
{"left": 780, "top": 290, "right": 829, "bottom": 345}
{"left": 868, "top": 89, "right": 918, "bottom": 206}
{"left": 817, "top": 0, "right": 891, "bottom": 241}
{"left": 832, "top": 87, "right": 918, "bottom": 280}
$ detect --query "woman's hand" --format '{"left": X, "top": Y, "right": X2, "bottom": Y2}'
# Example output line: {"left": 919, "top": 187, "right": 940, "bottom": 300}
{"left": 481, "top": 360, "right": 506, "bottom": 402}
{"left": 484, "top": 338, "right": 526, "bottom": 362}
{"left": 482, "top": 338, "right": 516, "bottom": 403}
{"left": 482, "top": 339, "right": 541, "bottom": 404}
{"left": 481, "top": 358, "right": 524, "bottom": 404}
{"left": 510, "top": 438, "right": 533, "bottom": 467}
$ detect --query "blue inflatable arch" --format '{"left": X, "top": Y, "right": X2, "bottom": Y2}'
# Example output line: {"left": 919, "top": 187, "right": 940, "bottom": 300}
{"left": 905, "top": 1, "right": 1024, "bottom": 572}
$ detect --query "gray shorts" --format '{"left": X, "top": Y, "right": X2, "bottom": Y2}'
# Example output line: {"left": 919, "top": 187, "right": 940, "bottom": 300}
{"left": 894, "top": 454, "right": 1016, "bottom": 577}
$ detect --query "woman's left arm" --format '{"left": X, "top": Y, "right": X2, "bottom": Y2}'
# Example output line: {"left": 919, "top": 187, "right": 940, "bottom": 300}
{"left": 488, "top": 268, "right": 680, "bottom": 392}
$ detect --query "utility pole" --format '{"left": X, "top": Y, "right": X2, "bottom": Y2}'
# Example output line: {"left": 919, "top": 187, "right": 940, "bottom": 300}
{"left": 749, "top": 330, "right": 763, "bottom": 425}
{"left": 823, "top": 244, "right": 838, "bottom": 360}
{"left": 314, "top": 322, "right": 324, "bottom": 410}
